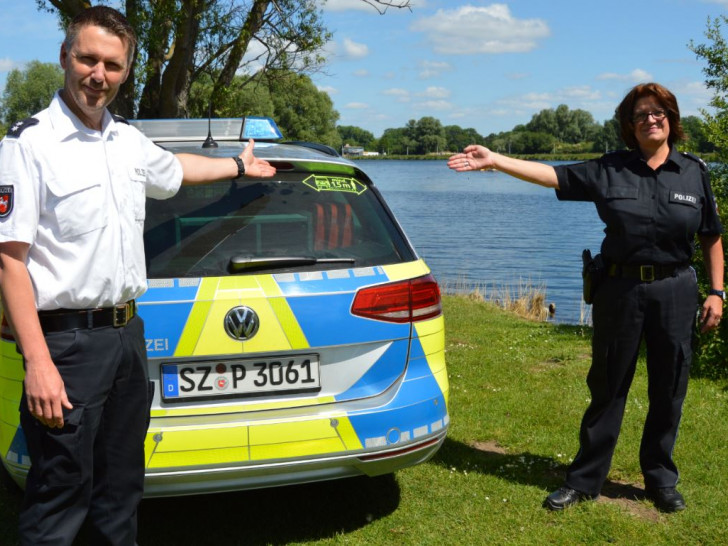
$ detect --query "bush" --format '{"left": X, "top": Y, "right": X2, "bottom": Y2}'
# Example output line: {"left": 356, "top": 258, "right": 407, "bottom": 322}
{"left": 692, "top": 162, "right": 728, "bottom": 379}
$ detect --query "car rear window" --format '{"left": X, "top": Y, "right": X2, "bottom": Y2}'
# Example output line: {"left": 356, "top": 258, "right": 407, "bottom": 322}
{"left": 143, "top": 171, "right": 416, "bottom": 277}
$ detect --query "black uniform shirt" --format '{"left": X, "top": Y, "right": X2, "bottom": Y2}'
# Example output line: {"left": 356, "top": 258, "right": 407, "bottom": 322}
{"left": 554, "top": 147, "right": 723, "bottom": 265}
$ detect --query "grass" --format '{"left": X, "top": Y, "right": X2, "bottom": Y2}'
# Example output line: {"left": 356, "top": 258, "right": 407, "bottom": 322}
{"left": 2, "top": 295, "right": 728, "bottom": 544}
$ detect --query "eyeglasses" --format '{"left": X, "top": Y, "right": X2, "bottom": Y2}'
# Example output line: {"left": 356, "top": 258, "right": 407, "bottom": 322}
{"left": 632, "top": 109, "right": 667, "bottom": 124}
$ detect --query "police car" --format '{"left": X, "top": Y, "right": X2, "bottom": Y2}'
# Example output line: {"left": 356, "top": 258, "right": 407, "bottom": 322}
{"left": 0, "top": 117, "right": 448, "bottom": 496}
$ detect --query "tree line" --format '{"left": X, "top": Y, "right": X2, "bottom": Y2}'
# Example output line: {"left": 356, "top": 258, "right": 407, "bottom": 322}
{"left": 340, "top": 107, "right": 715, "bottom": 157}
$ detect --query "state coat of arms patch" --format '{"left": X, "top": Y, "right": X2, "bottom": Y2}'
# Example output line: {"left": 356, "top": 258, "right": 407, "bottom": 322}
{"left": 0, "top": 186, "right": 14, "bottom": 218}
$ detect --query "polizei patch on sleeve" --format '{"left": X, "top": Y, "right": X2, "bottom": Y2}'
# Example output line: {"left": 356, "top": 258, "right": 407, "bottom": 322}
{"left": 670, "top": 191, "right": 698, "bottom": 206}
{"left": 0, "top": 186, "right": 14, "bottom": 218}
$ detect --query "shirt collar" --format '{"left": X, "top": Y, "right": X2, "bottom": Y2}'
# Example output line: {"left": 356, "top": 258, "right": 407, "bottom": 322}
{"left": 625, "top": 146, "right": 682, "bottom": 172}
{"left": 49, "top": 91, "right": 120, "bottom": 141}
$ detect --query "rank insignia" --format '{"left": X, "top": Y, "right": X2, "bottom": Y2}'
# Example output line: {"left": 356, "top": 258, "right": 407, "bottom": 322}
{"left": 0, "top": 186, "right": 14, "bottom": 218}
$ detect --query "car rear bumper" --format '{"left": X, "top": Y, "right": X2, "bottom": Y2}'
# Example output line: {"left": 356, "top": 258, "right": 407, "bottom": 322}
{"left": 141, "top": 426, "right": 447, "bottom": 497}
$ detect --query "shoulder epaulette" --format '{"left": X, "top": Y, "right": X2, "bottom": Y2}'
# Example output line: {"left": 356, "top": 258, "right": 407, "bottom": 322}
{"left": 111, "top": 114, "right": 129, "bottom": 125}
{"left": 6, "top": 117, "right": 39, "bottom": 138}
{"left": 681, "top": 151, "right": 709, "bottom": 171}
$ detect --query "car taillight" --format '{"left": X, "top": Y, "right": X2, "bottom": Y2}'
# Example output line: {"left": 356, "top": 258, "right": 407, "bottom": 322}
{"left": 351, "top": 274, "right": 442, "bottom": 323}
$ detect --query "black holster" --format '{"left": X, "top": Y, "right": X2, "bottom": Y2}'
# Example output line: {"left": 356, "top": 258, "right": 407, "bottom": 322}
{"left": 582, "top": 249, "right": 605, "bottom": 305}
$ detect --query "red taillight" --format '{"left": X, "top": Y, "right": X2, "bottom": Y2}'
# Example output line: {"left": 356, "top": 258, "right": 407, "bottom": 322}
{"left": 351, "top": 274, "right": 442, "bottom": 323}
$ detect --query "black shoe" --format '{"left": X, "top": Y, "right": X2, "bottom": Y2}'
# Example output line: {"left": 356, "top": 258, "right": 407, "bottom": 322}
{"left": 646, "top": 487, "right": 686, "bottom": 513}
{"left": 543, "top": 486, "right": 596, "bottom": 511}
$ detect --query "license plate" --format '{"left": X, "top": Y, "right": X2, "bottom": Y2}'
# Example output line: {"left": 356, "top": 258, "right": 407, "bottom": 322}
{"left": 161, "top": 354, "right": 320, "bottom": 401}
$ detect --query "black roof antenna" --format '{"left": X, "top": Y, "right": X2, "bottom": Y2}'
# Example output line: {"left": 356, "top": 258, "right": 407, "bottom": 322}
{"left": 202, "top": 102, "right": 218, "bottom": 148}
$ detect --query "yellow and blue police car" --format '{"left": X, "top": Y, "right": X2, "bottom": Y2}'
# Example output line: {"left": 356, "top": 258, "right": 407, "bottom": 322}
{"left": 0, "top": 117, "right": 448, "bottom": 496}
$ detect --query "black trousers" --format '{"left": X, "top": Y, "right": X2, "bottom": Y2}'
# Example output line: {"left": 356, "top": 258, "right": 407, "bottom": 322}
{"left": 19, "top": 316, "right": 150, "bottom": 546}
{"left": 565, "top": 267, "right": 697, "bottom": 496}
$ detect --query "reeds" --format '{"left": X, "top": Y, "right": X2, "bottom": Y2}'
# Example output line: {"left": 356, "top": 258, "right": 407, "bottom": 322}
{"left": 442, "top": 278, "right": 555, "bottom": 322}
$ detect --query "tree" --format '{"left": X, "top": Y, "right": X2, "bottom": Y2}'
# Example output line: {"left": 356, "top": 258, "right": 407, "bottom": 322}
{"left": 681, "top": 115, "right": 713, "bottom": 153}
{"left": 444, "top": 125, "right": 483, "bottom": 153}
{"left": 0, "top": 61, "right": 64, "bottom": 126}
{"left": 690, "top": 15, "right": 728, "bottom": 168}
{"left": 267, "top": 71, "right": 341, "bottom": 148}
{"left": 413, "top": 116, "right": 445, "bottom": 154}
{"left": 338, "top": 125, "right": 375, "bottom": 149}
{"left": 689, "top": 15, "right": 728, "bottom": 378}
{"left": 37, "top": 0, "right": 412, "bottom": 119}
{"left": 188, "top": 72, "right": 275, "bottom": 118}
{"left": 526, "top": 109, "right": 558, "bottom": 136}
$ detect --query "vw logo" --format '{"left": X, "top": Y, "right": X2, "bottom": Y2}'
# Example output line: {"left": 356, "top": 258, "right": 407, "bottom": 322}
{"left": 224, "top": 306, "right": 260, "bottom": 341}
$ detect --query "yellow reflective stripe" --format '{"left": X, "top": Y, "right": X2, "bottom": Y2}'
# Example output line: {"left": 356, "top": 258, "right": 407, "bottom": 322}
{"left": 144, "top": 415, "right": 363, "bottom": 468}
{"left": 381, "top": 259, "right": 430, "bottom": 282}
{"left": 174, "top": 278, "right": 217, "bottom": 356}
{"left": 268, "top": 297, "right": 309, "bottom": 349}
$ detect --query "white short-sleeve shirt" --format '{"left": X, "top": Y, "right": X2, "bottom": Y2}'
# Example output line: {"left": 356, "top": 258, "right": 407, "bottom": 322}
{"left": 0, "top": 92, "right": 183, "bottom": 310}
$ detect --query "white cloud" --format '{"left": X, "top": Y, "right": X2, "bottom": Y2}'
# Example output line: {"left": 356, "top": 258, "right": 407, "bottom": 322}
{"left": 561, "top": 86, "right": 602, "bottom": 101}
{"left": 597, "top": 68, "right": 653, "bottom": 83}
{"left": 418, "top": 60, "right": 452, "bottom": 79}
{"left": 343, "top": 38, "right": 369, "bottom": 59}
{"left": 495, "top": 86, "right": 606, "bottom": 116}
{"left": 383, "top": 88, "right": 411, "bottom": 102}
{"left": 353, "top": 69, "right": 370, "bottom": 77}
{"left": 417, "top": 86, "right": 451, "bottom": 99}
{"left": 346, "top": 102, "right": 370, "bottom": 109}
{"left": 414, "top": 99, "right": 452, "bottom": 111}
{"left": 0, "top": 58, "right": 18, "bottom": 72}
{"left": 317, "top": 85, "right": 339, "bottom": 95}
{"left": 411, "top": 4, "right": 550, "bottom": 55}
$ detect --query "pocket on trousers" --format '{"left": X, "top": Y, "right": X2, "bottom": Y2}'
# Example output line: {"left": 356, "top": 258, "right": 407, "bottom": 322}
{"left": 672, "top": 340, "right": 693, "bottom": 399}
{"left": 23, "top": 405, "right": 86, "bottom": 487}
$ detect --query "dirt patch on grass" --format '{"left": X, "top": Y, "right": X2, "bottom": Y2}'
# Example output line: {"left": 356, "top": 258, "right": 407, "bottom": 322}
{"left": 471, "top": 439, "right": 508, "bottom": 454}
{"left": 468, "top": 443, "right": 661, "bottom": 521}
{"left": 598, "top": 480, "right": 660, "bottom": 522}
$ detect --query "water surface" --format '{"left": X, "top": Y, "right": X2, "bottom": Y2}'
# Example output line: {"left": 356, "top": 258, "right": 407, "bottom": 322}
{"left": 359, "top": 159, "right": 605, "bottom": 324}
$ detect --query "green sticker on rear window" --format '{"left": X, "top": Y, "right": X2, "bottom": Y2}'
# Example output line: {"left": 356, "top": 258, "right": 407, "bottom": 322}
{"left": 303, "top": 175, "right": 367, "bottom": 195}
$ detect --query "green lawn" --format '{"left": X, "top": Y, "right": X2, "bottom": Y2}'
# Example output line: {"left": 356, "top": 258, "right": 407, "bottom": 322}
{"left": 1, "top": 295, "right": 727, "bottom": 544}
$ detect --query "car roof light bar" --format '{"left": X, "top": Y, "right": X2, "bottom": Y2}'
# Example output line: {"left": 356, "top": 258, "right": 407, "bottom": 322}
{"left": 130, "top": 117, "right": 283, "bottom": 143}
{"left": 241, "top": 116, "right": 283, "bottom": 141}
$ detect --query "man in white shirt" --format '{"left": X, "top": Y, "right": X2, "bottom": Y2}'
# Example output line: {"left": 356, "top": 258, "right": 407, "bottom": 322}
{"left": 0, "top": 6, "right": 275, "bottom": 545}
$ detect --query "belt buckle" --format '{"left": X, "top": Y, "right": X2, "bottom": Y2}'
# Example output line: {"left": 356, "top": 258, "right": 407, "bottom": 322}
{"left": 113, "top": 303, "right": 129, "bottom": 327}
{"left": 640, "top": 265, "right": 655, "bottom": 282}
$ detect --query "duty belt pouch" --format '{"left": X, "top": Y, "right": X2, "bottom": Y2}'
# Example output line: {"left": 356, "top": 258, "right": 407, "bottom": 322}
{"left": 582, "top": 249, "right": 605, "bottom": 305}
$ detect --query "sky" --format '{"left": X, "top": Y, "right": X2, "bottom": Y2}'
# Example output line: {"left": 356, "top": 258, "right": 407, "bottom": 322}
{"left": 1, "top": 0, "right": 728, "bottom": 138}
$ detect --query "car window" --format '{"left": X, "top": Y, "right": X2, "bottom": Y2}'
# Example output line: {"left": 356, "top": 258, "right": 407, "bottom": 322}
{"left": 144, "top": 171, "right": 416, "bottom": 277}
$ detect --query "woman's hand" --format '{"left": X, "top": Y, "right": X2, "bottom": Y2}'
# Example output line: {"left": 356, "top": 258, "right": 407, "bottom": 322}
{"left": 700, "top": 295, "right": 723, "bottom": 333}
{"left": 447, "top": 145, "right": 496, "bottom": 172}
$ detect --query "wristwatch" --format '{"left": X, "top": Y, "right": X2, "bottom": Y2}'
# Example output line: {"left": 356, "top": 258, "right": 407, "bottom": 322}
{"left": 232, "top": 156, "right": 245, "bottom": 179}
{"left": 709, "top": 288, "right": 726, "bottom": 301}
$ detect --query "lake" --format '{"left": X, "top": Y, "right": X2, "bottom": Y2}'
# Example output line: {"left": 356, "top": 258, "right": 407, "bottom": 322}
{"left": 357, "top": 159, "right": 606, "bottom": 325}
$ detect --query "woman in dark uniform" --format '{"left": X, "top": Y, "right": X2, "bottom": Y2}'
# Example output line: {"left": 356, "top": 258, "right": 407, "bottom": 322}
{"left": 447, "top": 82, "right": 724, "bottom": 513}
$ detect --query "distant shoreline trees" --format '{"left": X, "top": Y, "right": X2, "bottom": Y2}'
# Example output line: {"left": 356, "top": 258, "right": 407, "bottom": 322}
{"left": 347, "top": 106, "right": 714, "bottom": 158}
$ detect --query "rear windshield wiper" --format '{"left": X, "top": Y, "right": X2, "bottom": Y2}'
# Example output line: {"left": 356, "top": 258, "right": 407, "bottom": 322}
{"left": 229, "top": 256, "right": 356, "bottom": 273}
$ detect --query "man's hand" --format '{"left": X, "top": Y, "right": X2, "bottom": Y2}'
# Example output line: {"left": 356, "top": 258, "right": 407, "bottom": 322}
{"left": 24, "top": 357, "right": 73, "bottom": 428}
{"left": 240, "top": 139, "right": 276, "bottom": 178}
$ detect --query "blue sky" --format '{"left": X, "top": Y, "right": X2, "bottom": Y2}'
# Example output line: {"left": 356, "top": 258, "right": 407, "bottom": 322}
{"left": 2, "top": 0, "right": 727, "bottom": 137}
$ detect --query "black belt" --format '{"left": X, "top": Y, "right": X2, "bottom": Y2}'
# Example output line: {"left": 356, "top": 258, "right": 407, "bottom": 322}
{"left": 607, "top": 263, "right": 687, "bottom": 282}
{"left": 38, "top": 301, "right": 137, "bottom": 333}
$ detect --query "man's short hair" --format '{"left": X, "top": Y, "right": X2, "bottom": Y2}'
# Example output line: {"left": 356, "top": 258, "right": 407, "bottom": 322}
{"left": 64, "top": 6, "right": 137, "bottom": 66}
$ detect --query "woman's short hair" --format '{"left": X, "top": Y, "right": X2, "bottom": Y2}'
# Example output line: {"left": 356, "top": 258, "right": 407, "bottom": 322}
{"left": 64, "top": 6, "right": 137, "bottom": 66}
{"left": 615, "top": 82, "right": 685, "bottom": 150}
